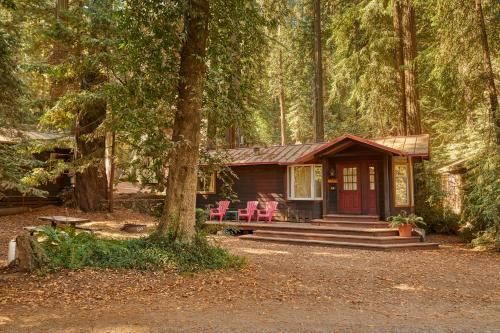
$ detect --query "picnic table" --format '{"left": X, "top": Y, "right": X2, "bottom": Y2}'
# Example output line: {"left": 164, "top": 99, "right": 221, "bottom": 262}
{"left": 38, "top": 216, "right": 91, "bottom": 229}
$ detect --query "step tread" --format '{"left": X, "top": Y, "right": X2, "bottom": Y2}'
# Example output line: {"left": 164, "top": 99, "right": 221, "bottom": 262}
{"left": 253, "top": 230, "right": 419, "bottom": 241}
{"left": 239, "top": 235, "right": 439, "bottom": 250}
{"left": 311, "top": 219, "right": 388, "bottom": 225}
{"left": 325, "top": 214, "right": 380, "bottom": 218}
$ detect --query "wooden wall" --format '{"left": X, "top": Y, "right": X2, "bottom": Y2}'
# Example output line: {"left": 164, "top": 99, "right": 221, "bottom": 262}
{"left": 196, "top": 164, "right": 322, "bottom": 221}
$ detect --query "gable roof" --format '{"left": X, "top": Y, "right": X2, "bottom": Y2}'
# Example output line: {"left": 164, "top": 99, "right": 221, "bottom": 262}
{"left": 217, "top": 134, "right": 429, "bottom": 166}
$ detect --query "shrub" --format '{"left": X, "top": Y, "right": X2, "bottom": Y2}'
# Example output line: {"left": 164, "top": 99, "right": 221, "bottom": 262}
{"left": 39, "top": 227, "right": 245, "bottom": 272}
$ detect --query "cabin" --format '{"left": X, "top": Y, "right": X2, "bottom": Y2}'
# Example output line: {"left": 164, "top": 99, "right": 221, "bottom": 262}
{"left": 196, "top": 134, "right": 429, "bottom": 222}
{"left": 0, "top": 128, "right": 72, "bottom": 210}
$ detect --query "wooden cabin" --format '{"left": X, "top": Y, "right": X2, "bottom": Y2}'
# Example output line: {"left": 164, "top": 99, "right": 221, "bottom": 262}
{"left": 0, "top": 128, "right": 72, "bottom": 209}
{"left": 196, "top": 134, "right": 429, "bottom": 222}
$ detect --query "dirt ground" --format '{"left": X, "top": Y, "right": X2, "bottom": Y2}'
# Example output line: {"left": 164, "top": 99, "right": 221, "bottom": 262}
{"left": 0, "top": 206, "right": 499, "bottom": 333}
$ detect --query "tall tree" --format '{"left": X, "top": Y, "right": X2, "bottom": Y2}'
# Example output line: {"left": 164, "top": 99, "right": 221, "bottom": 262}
{"left": 278, "top": 47, "right": 287, "bottom": 146}
{"left": 312, "top": 0, "right": 324, "bottom": 142}
{"left": 475, "top": 0, "right": 499, "bottom": 145}
{"left": 393, "top": 0, "right": 407, "bottom": 135}
{"left": 401, "top": 0, "right": 422, "bottom": 134}
{"left": 158, "top": 0, "right": 210, "bottom": 240}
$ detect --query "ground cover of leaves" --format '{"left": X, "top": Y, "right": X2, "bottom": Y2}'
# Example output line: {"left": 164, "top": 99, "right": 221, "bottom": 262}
{"left": 0, "top": 206, "right": 499, "bottom": 332}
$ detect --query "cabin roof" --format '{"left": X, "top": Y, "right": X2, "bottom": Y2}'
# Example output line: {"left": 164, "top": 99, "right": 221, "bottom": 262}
{"left": 217, "top": 134, "right": 429, "bottom": 166}
{"left": 0, "top": 128, "right": 66, "bottom": 144}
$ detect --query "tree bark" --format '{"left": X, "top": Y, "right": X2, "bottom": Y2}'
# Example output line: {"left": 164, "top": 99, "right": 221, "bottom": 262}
{"left": 13, "top": 234, "right": 48, "bottom": 272}
{"left": 74, "top": 79, "right": 108, "bottom": 211}
{"left": 393, "top": 0, "right": 407, "bottom": 135}
{"left": 49, "top": 0, "right": 69, "bottom": 101}
{"left": 313, "top": 0, "right": 324, "bottom": 143}
{"left": 401, "top": 0, "right": 422, "bottom": 135}
{"left": 158, "top": 0, "right": 210, "bottom": 240}
{"left": 475, "top": 0, "right": 499, "bottom": 145}
{"left": 278, "top": 49, "right": 287, "bottom": 146}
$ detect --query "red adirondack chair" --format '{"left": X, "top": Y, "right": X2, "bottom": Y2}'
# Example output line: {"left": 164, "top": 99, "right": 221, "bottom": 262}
{"left": 209, "top": 200, "right": 230, "bottom": 222}
{"left": 256, "top": 201, "right": 278, "bottom": 223}
{"left": 237, "top": 201, "right": 259, "bottom": 222}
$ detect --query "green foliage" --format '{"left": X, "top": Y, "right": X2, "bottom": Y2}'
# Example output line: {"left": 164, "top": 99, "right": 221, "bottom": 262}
{"left": 195, "top": 208, "right": 208, "bottom": 232}
{"left": 388, "top": 211, "right": 426, "bottom": 228}
{"left": 460, "top": 149, "right": 500, "bottom": 248}
{"left": 39, "top": 227, "right": 245, "bottom": 272}
{"left": 0, "top": 141, "right": 46, "bottom": 197}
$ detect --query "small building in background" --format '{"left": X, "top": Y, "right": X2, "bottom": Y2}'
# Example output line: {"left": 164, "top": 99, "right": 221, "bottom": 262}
{"left": 437, "top": 157, "right": 470, "bottom": 215}
{"left": 0, "top": 128, "right": 72, "bottom": 210}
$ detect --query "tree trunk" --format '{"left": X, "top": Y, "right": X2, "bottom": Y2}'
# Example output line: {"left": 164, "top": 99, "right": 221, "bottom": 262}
{"left": 105, "top": 129, "right": 116, "bottom": 212}
{"left": 313, "top": 0, "right": 324, "bottom": 143}
{"left": 393, "top": 0, "right": 407, "bottom": 135}
{"left": 13, "top": 234, "right": 48, "bottom": 272}
{"left": 475, "top": 0, "right": 499, "bottom": 145}
{"left": 49, "top": 0, "right": 69, "bottom": 101}
{"left": 158, "top": 0, "right": 210, "bottom": 240}
{"left": 401, "top": 0, "right": 422, "bottom": 135}
{"left": 74, "top": 94, "right": 108, "bottom": 212}
{"left": 278, "top": 49, "right": 287, "bottom": 146}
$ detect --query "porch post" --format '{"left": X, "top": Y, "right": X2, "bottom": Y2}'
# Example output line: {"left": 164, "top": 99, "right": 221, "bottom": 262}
{"left": 322, "top": 158, "right": 328, "bottom": 218}
{"left": 383, "top": 155, "right": 391, "bottom": 219}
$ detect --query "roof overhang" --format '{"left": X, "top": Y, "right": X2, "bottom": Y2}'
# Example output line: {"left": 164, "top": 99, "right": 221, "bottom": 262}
{"left": 294, "top": 134, "right": 407, "bottom": 164}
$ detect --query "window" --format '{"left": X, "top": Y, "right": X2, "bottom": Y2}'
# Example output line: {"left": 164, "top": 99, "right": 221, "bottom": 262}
{"left": 197, "top": 172, "right": 215, "bottom": 194}
{"left": 288, "top": 165, "right": 322, "bottom": 200}
{"left": 369, "top": 166, "right": 376, "bottom": 190}
{"left": 394, "top": 163, "right": 410, "bottom": 206}
{"left": 342, "top": 167, "right": 358, "bottom": 190}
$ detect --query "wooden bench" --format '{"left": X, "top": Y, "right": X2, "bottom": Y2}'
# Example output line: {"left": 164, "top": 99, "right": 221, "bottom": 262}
{"left": 23, "top": 226, "right": 45, "bottom": 236}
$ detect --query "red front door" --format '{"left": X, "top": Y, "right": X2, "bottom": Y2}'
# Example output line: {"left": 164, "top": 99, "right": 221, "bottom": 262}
{"left": 338, "top": 164, "right": 362, "bottom": 214}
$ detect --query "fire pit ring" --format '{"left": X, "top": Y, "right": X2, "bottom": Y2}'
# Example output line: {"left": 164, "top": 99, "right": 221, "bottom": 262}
{"left": 121, "top": 223, "right": 147, "bottom": 233}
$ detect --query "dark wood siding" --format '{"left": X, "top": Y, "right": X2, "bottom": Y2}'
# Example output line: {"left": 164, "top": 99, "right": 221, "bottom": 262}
{"left": 196, "top": 165, "right": 322, "bottom": 221}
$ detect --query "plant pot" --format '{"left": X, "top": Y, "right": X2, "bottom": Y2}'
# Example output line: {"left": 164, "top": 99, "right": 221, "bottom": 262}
{"left": 398, "top": 223, "right": 413, "bottom": 237}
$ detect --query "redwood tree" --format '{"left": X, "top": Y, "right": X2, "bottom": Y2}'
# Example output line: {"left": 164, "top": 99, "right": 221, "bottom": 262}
{"left": 312, "top": 0, "right": 324, "bottom": 142}
{"left": 401, "top": 0, "right": 422, "bottom": 135}
{"left": 475, "top": 0, "right": 499, "bottom": 145}
{"left": 393, "top": 0, "right": 407, "bottom": 135}
{"left": 158, "top": 0, "right": 210, "bottom": 240}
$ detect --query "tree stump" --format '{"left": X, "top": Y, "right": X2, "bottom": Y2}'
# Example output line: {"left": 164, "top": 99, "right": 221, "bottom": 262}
{"left": 12, "top": 234, "right": 48, "bottom": 271}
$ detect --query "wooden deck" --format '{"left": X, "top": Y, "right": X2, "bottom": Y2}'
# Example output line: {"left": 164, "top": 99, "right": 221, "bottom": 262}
{"left": 204, "top": 221, "right": 439, "bottom": 251}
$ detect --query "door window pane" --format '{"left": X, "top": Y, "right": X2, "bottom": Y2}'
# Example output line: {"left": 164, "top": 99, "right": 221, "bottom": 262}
{"left": 343, "top": 167, "right": 357, "bottom": 191}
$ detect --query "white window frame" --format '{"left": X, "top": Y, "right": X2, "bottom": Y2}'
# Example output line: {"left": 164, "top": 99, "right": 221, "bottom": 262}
{"left": 287, "top": 164, "right": 323, "bottom": 200}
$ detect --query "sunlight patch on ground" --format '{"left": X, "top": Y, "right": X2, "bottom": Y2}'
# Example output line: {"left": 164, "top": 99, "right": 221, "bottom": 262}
{"left": 0, "top": 316, "right": 12, "bottom": 325}
{"left": 311, "top": 251, "right": 353, "bottom": 258}
{"left": 238, "top": 247, "right": 290, "bottom": 255}
{"left": 392, "top": 283, "right": 423, "bottom": 291}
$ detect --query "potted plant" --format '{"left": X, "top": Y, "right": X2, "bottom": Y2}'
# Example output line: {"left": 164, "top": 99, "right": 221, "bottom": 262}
{"left": 387, "top": 211, "right": 425, "bottom": 237}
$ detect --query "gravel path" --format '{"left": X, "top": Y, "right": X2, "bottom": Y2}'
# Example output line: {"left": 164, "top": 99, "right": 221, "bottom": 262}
{"left": 0, "top": 207, "right": 499, "bottom": 332}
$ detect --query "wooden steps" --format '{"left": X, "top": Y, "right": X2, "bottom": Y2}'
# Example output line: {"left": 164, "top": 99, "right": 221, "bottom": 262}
{"left": 239, "top": 234, "right": 439, "bottom": 251}
{"left": 205, "top": 220, "right": 439, "bottom": 251}
{"left": 311, "top": 219, "right": 389, "bottom": 228}
{"left": 252, "top": 230, "right": 420, "bottom": 244}
{"left": 322, "top": 214, "right": 380, "bottom": 222}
